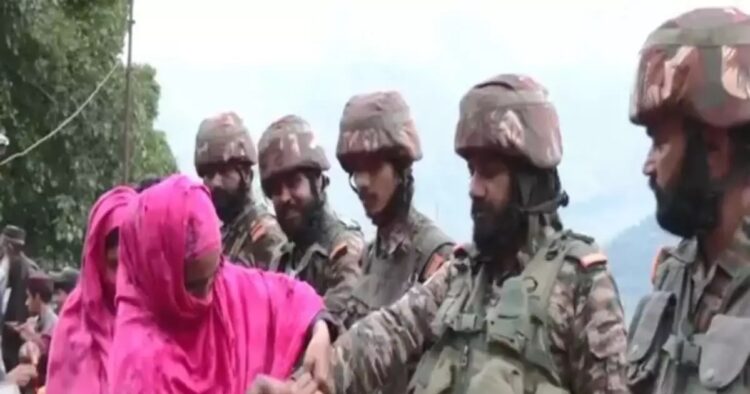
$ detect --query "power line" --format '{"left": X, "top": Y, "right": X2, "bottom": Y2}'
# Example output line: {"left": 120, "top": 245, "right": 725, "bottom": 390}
{"left": 0, "top": 63, "right": 119, "bottom": 167}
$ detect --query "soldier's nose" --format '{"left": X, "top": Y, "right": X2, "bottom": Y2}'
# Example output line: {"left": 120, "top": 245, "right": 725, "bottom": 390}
{"left": 353, "top": 171, "right": 370, "bottom": 190}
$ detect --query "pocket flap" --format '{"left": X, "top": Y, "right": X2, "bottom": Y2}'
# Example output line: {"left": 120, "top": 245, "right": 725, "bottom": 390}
{"left": 626, "top": 291, "right": 675, "bottom": 363}
{"left": 699, "top": 315, "right": 750, "bottom": 389}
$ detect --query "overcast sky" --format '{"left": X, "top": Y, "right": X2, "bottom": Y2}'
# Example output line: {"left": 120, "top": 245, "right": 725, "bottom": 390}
{"left": 129, "top": 0, "right": 748, "bottom": 242}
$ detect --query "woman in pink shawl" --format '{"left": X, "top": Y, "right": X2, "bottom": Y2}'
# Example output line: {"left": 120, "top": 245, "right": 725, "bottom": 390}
{"left": 108, "top": 174, "right": 331, "bottom": 394}
{"left": 45, "top": 186, "right": 138, "bottom": 394}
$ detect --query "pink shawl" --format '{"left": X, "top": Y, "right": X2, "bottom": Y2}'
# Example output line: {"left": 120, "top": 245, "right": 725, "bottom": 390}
{"left": 46, "top": 186, "right": 137, "bottom": 394}
{"left": 107, "top": 174, "right": 323, "bottom": 394}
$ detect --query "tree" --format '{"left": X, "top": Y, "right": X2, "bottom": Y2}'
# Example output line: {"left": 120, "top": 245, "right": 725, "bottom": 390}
{"left": 0, "top": 0, "right": 177, "bottom": 268}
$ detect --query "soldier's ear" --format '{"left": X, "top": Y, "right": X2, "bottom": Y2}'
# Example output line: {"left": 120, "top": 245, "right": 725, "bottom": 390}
{"left": 703, "top": 127, "right": 732, "bottom": 180}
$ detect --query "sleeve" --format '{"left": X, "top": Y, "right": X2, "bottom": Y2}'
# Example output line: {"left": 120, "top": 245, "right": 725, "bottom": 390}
{"left": 322, "top": 230, "right": 365, "bottom": 318}
{"left": 565, "top": 262, "right": 629, "bottom": 394}
{"left": 329, "top": 261, "right": 453, "bottom": 394}
{"left": 421, "top": 243, "right": 454, "bottom": 280}
{"left": 246, "top": 215, "right": 288, "bottom": 270}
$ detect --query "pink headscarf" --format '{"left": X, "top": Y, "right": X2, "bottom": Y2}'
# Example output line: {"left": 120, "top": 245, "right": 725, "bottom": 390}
{"left": 108, "top": 174, "right": 323, "bottom": 394}
{"left": 46, "top": 186, "right": 137, "bottom": 394}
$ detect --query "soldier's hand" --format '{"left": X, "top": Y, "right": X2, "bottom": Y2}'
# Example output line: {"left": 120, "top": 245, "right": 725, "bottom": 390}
{"left": 5, "top": 363, "right": 37, "bottom": 387}
{"left": 302, "top": 320, "right": 331, "bottom": 392}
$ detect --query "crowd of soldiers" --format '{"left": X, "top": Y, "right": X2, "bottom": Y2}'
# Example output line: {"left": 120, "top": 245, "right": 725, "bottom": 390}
{"left": 3, "top": 6, "right": 750, "bottom": 394}
{"left": 204, "top": 7, "right": 750, "bottom": 394}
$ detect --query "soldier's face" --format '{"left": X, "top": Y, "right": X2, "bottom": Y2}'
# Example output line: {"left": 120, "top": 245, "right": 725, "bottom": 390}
{"left": 349, "top": 159, "right": 399, "bottom": 218}
{"left": 200, "top": 163, "right": 249, "bottom": 222}
{"left": 202, "top": 164, "right": 243, "bottom": 194}
{"left": 467, "top": 153, "right": 512, "bottom": 214}
{"left": 643, "top": 117, "right": 686, "bottom": 195}
{"left": 466, "top": 152, "right": 521, "bottom": 254}
{"left": 268, "top": 171, "right": 318, "bottom": 236}
{"left": 643, "top": 116, "right": 731, "bottom": 237}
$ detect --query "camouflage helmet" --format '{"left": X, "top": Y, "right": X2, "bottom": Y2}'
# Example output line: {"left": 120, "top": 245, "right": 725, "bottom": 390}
{"left": 336, "top": 91, "right": 422, "bottom": 172}
{"left": 455, "top": 74, "right": 562, "bottom": 169}
{"left": 194, "top": 112, "right": 257, "bottom": 169}
{"left": 257, "top": 115, "right": 330, "bottom": 182}
{"left": 630, "top": 7, "right": 750, "bottom": 129}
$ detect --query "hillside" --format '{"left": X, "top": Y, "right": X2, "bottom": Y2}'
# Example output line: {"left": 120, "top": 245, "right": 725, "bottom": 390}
{"left": 605, "top": 215, "right": 679, "bottom": 321}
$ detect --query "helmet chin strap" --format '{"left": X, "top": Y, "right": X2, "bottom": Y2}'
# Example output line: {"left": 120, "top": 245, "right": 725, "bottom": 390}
{"left": 513, "top": 168, "right": 569, "bottom": 215}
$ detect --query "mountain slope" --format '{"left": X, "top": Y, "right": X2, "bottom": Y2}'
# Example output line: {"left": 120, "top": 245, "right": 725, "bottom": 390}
{"left": 605, "top": 215, "right": 679, "bottom": 321}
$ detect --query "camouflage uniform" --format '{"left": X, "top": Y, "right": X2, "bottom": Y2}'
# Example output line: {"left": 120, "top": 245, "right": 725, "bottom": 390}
{"left": 626, "top": 8, "right": 750, "bottom": 394}
{"left": 257, "top": 115, "right": 364, "bottom": 318}
{"left": 195, "top": 112, "right": 287, "bottom": 268}
{"left": 329, "top": 75, "right": 629, "bottom": 394}
{"left": 336, "top": 91, "right": 454, "bottom": 394}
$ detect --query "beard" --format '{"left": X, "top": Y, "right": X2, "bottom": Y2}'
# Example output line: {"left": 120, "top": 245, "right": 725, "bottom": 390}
{"left": 651, "top": 176, "right": 720, "bottom": 239}
{"left": 650, "top": 123, "right": 722, "bottom": 239}
{"left": 278, "top": 197, "right": 325, "bottom": 245}
{"left": 360, "top": 183, "right": 411, "bottom": 227}
{"left": 471, "top": 198, "right": 525, "bottom": 258}
{"left": 211, "top": 187, "right": 247, "bottom": 223}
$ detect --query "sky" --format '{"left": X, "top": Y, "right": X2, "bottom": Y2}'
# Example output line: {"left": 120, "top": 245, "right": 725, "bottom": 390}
{"left": 130, "top": 0, "right": 749, "bottom": 244}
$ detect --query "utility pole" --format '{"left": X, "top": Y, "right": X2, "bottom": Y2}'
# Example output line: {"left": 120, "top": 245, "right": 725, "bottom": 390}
{"left": 122, "top": 0, "right": 135, "bottom": 183}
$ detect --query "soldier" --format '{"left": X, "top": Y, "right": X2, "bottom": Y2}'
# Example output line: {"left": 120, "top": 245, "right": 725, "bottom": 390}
{"left": 626, "top": 8, "right": 750, "bottom": 394}
{"left": 257, "top": 114, "right": 364, "bottom": 318}
{"left": 335, "top": 91, "right": 454, "bottom": 394}
{"left": 194, "top": 112, "right": 287, "bottom": 268}
{"left": 324, "top": 74, "right": 629, "bottom": 394}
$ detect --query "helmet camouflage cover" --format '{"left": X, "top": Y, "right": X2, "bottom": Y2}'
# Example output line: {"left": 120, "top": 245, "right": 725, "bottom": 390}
{"left": 194, "top": 112, "right": 258, "bottom": 168}
{"left": 257, "top": 114, "right": 330, "bottom": 182}
{"left": 630, "top": 7, "right": 750, "bottom": 129}
{"left": 336, "top": 91, "right": 422, "bottom": 172}
{"left": 455, "top": 74, "right": 563, "bottom": 169}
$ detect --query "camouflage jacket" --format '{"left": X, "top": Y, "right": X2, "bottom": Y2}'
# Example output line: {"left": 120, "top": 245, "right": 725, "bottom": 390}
{"left": 330, "top": 229, "right": 629, "bottom": 394}
{"left": 222, "top": 198, "right": 287, "bottom": 269}
{"left": 273, "top": 206, "right": 365, "bottom": 319}
{"left": 339, "top": 207, "right": 454, "bottom": 329}
{"left": 626, "top": 215, "right": 750, "bottom": 394}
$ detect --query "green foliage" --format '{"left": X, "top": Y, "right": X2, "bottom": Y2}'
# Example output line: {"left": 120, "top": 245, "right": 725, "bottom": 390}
{"left": 0, "top": 1, "right": 177, "bottom": 269}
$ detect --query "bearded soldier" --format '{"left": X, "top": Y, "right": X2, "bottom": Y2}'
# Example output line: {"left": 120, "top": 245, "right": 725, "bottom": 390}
{"left": 257, "top": 114, "right": 364, "bottom": 317}
{"left": 194, "top": 112, "right": 287, "bottom": 268}
{"left": 335, "top": 91, "right": 454, "bottom": 394}
{"left": 626, "top": 8, "right": 750, "bottom": 394}
{"left": 326, "top": 74, "right": 629, "bottom": 394}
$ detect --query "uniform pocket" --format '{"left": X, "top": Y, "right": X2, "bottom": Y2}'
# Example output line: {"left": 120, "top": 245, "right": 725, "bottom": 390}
{"left": 625, "top": 291, "right": 675, "bottom": 390}
{"left": 699, "top": 315, "right": 750, "bottom": 390}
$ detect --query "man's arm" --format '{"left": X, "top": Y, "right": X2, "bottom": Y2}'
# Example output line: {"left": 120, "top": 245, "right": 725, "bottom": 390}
{"left": 564, "top": 261, "right": 629, "bottom": 394}
{"left": 329, "top": 262, "right": 453, "bottom": 394}
{"left": 322, "top": 231, "right": 365, "bottom": 318}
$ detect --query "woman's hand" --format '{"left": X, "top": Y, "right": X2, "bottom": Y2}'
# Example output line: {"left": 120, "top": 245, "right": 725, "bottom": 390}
{"left": 302, "top": 320, "right": 331, "bottom": 392}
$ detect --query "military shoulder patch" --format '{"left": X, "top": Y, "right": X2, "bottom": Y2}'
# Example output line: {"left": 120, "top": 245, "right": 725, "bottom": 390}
{"left": 330, "top": 233, "right": 365, "bottom": 261}
{"left": 250, "top": 217, "right": 272, "bottom": 243}
{"left": 579, "top": 252, "right": 608, "bottom": 268}
{"left": 565, "top": 238, "right": 608, "bottom": 269}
